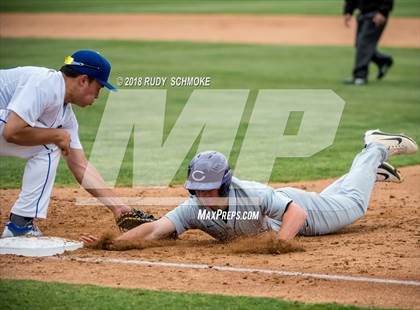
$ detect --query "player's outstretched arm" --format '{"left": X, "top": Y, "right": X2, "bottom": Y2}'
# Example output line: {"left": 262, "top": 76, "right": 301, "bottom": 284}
{"left": 64, "top": 148, "right": 131, "bottom": 217}
{"left": 278, "top": 203, "right": 307, "bottom": 241}
{"left": 117, "top": 217, "right": 176, "bottom": 242}
{"left": 80, "top": 217, "right": 176, "bottom": 245}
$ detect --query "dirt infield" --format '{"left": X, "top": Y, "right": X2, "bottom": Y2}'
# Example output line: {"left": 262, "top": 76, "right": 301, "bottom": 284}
{"left": 0, "top": 13, "right": 419, "bottom": 47}
{"left": 1, "top": 165, "right": 419, "bottom": 308}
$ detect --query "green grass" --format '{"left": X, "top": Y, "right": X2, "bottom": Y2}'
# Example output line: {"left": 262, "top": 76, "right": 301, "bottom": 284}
{"left": 0, "top": 279, "right": 392, "bottom": 310}
{"left": 0, "top": 38, "right": 419, "bottom": 188}
{"left": 0, "top": 0, "right": 419, "bottom": 17}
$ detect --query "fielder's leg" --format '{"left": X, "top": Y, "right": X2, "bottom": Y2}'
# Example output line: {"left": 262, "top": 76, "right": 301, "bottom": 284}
{"left": 10, "top": 146, "right": 61, "bottom": 219}
{"left": 0, "top": 120, "right": 61, "bottom": 237}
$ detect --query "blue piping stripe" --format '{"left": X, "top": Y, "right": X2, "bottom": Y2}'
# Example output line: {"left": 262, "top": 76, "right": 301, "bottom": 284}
{"left": 62, "top": 104, "right": 67, "bottom": 117}
{"left": 35, "top": 152, "right": 51, "bottom": 218}
{"left": 0, "top": 118, "right": 6, "bottom": 124}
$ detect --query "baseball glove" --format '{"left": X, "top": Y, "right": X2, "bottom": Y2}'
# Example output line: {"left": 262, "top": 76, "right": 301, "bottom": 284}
{"left": 116, "top": 208, "right": 157, "bottom": 232}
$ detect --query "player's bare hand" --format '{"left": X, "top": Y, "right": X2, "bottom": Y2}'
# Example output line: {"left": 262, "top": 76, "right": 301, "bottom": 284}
{"left": 55, "top": 129, "right": 71, "bottom": 156}
{"left": 344, "top": 14, "right": 352, "bottom": 28}
{"left": 113, "top": 206, "right": 133, "bottom": 219}
{"left": 80, "top": 233, "right": 99, "bottom": 244}
{"left": 373, "top": 12, "right": 386, "bottom": 27}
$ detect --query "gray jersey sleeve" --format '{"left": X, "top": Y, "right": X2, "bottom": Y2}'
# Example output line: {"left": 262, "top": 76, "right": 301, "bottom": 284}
{"left": 164, "top": 198, "right": 200, "bottom": 236}
{"left": 260, "top": 188, "right": 293, "bottom": 220}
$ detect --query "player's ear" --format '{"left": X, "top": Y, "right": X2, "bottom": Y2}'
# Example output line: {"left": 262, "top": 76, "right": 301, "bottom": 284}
{"left": 77, "top": 75, "right": 90, "bottom": 87}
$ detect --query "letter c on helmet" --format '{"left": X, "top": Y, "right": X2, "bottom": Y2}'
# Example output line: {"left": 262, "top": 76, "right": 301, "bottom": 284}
{"left": 191, "top": 170, "right": 205, "bottom": 181}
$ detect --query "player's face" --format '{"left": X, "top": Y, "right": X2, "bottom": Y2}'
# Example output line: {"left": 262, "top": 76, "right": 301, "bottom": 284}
{"left": 73, "top": 76, "right": 103, "bottom": 107}
{"left": 195, "top": 189, "right": 227, "bottom": 210}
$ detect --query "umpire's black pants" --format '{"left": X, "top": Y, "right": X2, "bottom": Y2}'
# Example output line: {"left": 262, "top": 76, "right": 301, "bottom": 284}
{"left": 353, "top": 12, "right": 393, "bottom": 79}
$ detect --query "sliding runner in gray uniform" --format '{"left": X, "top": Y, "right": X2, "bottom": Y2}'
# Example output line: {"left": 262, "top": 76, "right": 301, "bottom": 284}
{"left": 81, "top": 129, "right": 417, "bottom": 244}
{"left": 279, "top": 141, "right": 389, "bottom": 236}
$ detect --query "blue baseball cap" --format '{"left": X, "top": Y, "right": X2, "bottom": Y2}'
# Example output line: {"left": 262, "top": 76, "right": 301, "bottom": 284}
{"left": 64, "top": 50, "right": 117, "bottom": 91}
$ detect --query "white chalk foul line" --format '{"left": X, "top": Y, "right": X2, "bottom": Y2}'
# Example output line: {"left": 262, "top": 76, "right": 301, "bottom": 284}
{"left": 55, "top": 256, "right": 420, "bottom": 287}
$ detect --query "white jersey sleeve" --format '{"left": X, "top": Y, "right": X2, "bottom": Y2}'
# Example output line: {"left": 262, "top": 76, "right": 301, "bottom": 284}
{"left": 4, "top": 67, "right": 65, "bottom": 129}
{"left": 7, "top": 80, "right": 48, "bottom": 127}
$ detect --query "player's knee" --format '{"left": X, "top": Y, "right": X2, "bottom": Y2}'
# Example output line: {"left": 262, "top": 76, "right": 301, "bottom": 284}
{"left": 344, "top": 192, "right": 369, "bottom": 215}
{"left": 354, "top": 197, "right": 368, "bottom": 215}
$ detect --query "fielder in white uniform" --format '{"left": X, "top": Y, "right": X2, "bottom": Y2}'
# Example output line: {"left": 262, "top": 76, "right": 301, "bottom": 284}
{"left": 81, "top": 130, "right": 417, "bottom": 245}
{"left": 1, "top": 50, "right": 132, "bottom": 238}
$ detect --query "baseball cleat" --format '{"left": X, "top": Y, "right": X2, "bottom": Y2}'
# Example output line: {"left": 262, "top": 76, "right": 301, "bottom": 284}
{"left": 1, "top": 221, "right": 43, "bottom": 238}
{"left": 365, "top": 129, "right": 418, "bottom": 156}
{"left": 377, "top": 58, "right": 393, "bottom": 80}
{"left": 376, "top": 162, "right": 402, "bottom": 183}
{"left": 343, "top": 77, "right": 367, "bottom": 85}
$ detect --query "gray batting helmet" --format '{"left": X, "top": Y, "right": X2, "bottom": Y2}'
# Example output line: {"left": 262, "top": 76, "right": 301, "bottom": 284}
{"left": 185, "top": 151, "right": 232, "bottom": 196}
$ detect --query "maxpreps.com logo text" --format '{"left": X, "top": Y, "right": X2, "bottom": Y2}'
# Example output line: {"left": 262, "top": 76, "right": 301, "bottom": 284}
{"left": 197, "top": 209, "right": 259, "bottom": 221}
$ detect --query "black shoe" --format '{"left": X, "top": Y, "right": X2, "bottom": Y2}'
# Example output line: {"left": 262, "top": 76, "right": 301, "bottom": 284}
{"left": 377, "top": 58, "right": 393, "bottom": 80}
{"left": 376, "top": 162, "right": 402, "bottom": 183}
{"left": 343, "top": 77, "right": 367, "bottom": 85}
